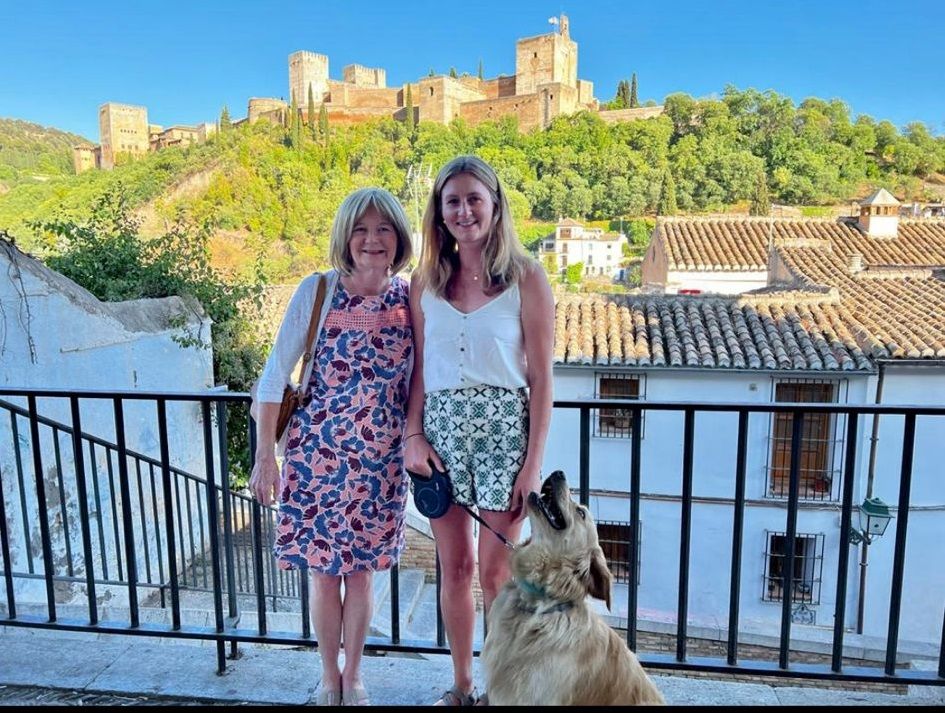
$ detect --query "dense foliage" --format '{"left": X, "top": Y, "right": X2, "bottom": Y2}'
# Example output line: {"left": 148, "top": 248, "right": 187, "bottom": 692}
{"left": 2, "top": 87, "right": 943, "bottom": 282}
{"left": 0, "top": 118, "right": 91, "bottom": 187}
{"left": 34, "top": 189, "right": 267, "bottom": 483}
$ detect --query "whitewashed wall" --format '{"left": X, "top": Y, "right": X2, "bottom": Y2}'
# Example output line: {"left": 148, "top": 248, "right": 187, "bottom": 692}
{"left": 542, "top": 364, "right": 944, "bottom": 648}
{"left": 0, "top": 244, "right": 215, "bottom": 608}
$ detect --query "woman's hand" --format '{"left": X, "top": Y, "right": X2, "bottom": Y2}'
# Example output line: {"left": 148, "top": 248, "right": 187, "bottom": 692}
{"left": 509, "top": 461, "right": 541, "bottom": 523}
{"left": 250, "top": 451, "right": 281, "bottom": 506}
{"left": 404, "top": 433, "right": 445, "bottom": 478}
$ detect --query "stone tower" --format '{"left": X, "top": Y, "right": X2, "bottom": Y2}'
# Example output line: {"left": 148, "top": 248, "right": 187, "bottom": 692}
{"left": 98, "top": 102, "right": 149, "bottom": 170}
{"left": 288, "top": 51, "right": 329, "bottom": 106}
{"left": 514, "top": 13, "right": 578, "bottom": 96}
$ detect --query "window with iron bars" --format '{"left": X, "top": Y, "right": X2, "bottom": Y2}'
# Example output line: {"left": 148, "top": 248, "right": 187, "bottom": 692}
{"left": 596, "top": 520, "right": 641, "bottom": 585}
{"left": 766, "top": 378, "right": 847, "bottom": 502}
{"left": 594, "top": 373, "right": 643, "bottom": 438}
{"left": 762, "top": 531, "right": 825, "bottom": 605}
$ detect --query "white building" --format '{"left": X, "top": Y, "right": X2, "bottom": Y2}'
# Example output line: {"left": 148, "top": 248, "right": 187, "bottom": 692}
{"left": 539, "top": 218, "right": 629, "bottom": 280}
{"left": 544, "top": 204, "right": 945, "bottom": 651}
{"left": 0, "top": 236, "right": 215, "bottom": 607}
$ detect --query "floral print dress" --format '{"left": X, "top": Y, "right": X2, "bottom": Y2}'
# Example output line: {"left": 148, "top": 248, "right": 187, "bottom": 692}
{"left": 274, "top": 276, "right": 412, "bottom": 575}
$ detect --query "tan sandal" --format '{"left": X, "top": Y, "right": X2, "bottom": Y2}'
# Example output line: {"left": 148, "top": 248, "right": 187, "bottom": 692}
{"left": 434, "top": 686, "right": 478, "bottom": 706}
{"left": 316, "top": 687, "right": 342, "bottom": 706}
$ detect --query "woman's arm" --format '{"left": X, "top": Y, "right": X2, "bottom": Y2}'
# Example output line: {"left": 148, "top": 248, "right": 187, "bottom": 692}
{"left": 404, "top": 277, "right": 445, "bottom": 477}
{"left": 509, "top": 261, "right": 555, "bottom": 520}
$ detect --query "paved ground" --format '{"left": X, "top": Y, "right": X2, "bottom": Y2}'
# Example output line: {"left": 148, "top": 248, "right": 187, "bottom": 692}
{"left": 0, "top": 627, "right": 942, "bottom": 706}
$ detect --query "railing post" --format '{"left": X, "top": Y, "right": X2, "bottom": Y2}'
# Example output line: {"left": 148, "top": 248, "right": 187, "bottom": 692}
{"left": 69, "top": 397, "right": 98, "bottom": 625}
{"left": 832, "top": 412, "right": 859, "bottom": 672}
{"left": 248, "top": 415, "right": 267, "bottom": 636}
{"left": 27, "top": 396, "right": 56, "bottom": 621}
{"left": 626, "top": 406, "right": 642, "bottom": 651}
{"left": 676, "top": 408, "right": 695, "bottom": 662}
{"left": 216, "top": 400, "right": 240, "bottom": 661}
{"left": 201, "top": 400, "right": 227, "bottom": 673}
{"left": 113, "top": 398, "right": 140, "bottom": 627}
{"left": 579, "top": 406, "right": 590, "bottom": 505}
{"left": 885, "top": 412, "right": 916, "bottom": 675}
{"left": 157, "top": 399, "right": 181, "bottom": 630}
{"left": 0, "top": 455, "right": 16, "bottom": 619}
{"left": 727, "top": 409, "right": 749, "bottom": 666}
{"left": 779, "top": 410, "right": 804, "bottom": 670}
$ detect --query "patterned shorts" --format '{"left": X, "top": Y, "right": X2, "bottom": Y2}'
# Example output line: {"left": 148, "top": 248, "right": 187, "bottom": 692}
{"left": 423, "top": 386, "right": 529, "bottom": 511}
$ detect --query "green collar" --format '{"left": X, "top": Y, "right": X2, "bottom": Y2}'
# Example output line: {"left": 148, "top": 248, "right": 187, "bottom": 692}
{"left": 515, "top": 579, "right": 574, "bottom": 615}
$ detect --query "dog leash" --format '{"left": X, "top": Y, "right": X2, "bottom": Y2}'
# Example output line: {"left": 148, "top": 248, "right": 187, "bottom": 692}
{"left": 459, "top": 504, "right": 517, "bottom": 551}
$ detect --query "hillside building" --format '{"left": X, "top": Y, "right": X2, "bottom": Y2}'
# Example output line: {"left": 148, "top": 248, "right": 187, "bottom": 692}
{"left": 539, "top": 218, "right": 629, "bottom": 280}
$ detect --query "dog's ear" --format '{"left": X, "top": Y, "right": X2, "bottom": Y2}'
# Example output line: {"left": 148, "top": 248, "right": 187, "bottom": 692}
{"left": 586, "top": 546, "right": 613, "bottom": 610}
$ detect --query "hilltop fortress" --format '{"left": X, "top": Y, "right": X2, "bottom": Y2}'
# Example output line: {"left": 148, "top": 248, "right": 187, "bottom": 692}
{"left": 75, "top": 15, "right": 662, "bottom": 173}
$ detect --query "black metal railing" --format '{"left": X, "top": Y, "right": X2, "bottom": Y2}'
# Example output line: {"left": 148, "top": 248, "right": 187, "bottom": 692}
{"left": 0, "top": 387, "right": 943, "bottom": 687}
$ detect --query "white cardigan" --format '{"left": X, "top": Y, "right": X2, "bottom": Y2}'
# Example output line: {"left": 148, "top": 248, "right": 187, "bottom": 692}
{"left": 255, "top": 271, "right": 339, "bottom": 403}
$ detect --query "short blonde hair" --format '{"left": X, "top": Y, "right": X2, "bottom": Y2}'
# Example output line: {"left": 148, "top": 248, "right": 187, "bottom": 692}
{"left": 328, "top": 187, "right": 414, "bottom": 276}
{"left": 419, "top": 155, "right": 529, "bottom": 298}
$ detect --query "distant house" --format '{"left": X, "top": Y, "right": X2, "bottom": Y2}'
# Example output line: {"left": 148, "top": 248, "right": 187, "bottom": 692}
{"left": 542, "top": 193, "right": 945, "bottom": 647}
{"left": 538, "top": 218, "right": 629, "bottom": 280}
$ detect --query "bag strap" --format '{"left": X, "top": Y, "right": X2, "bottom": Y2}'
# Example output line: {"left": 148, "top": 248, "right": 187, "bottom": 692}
{"left": 294, "top": 274, "right": 329, "bottom": 394}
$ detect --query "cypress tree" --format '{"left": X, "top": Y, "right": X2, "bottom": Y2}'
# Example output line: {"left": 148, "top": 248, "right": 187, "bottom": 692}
{"left": 289, "top": 92, "right": 300, "bottom": 148}
{"left": 318, "top": 102, "right": 329, "bottom": 144}
{"left": 478, "top": 59, "right": 484, "bottom": 80}
{"left": 630, "top": 73, "right": 639, "bottom": 108}
{"left": 307, "top": 84, "right": 317, "bottom": 139}
{"left": 219, "top": 105, "right": 232, "bottom": 132}
{"left": 749, "top": 172, "right": 771, "bottom": 216}
{"left": 616, "top": 80, "right": 630, "bottom": 109}
{"left": 449, "top": 67, "right": 458, "bottom": 78}
{"left": 405, "top": 85, "right": 415, "bottom": 135}
{"left": 658, "top": 169, "right": 678, "bottom": 216}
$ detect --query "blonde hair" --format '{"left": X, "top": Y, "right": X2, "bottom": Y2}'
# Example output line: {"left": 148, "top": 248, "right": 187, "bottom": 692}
{"left": 419, "top": 155, "right": 529, "bottom": 298}
{"left": 328, "top": 187, "right": 414, "bottom": 276}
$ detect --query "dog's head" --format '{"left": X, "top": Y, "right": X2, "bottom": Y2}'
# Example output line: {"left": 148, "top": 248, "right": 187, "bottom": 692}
{"left": 516, "top": 470, "right": 614, "bottom": 609}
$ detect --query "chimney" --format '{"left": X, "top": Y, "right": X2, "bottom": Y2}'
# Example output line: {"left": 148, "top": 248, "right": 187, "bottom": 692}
{"left": 857, "top": 188, "right": 900, "bottom": 238}
{"left": 849, "top": 253, "right": 863, "bottom": 273}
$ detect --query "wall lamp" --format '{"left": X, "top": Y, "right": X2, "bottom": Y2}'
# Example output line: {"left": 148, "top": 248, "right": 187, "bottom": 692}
{"left": 848, "top": 497, "right": 893, "bottom": 546}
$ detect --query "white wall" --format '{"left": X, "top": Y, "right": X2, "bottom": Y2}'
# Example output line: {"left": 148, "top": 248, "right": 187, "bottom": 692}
{"left": 0, "top": 245, "right": 216, "bottom": 608}
{"left": 664, "top": 270, "right": 769, "bottom": 295}
{"left": 543, "top": 365, "right": 944, "bottom": 648}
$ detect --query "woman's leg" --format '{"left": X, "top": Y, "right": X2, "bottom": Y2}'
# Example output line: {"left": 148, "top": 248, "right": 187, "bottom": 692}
{"left": 477, "top": 510, "right": 525, "bottom": 613}
{"left": 431, "top": 505, "right": 477, "bottom": 697}
{"left": 310, "top": 572, "right": 343, "bottom": 694}
{"left": 340, "top": 569, "right": 374, "bottom": 692}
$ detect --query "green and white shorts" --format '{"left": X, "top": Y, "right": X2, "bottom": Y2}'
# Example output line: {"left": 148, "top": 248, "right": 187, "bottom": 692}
{"left": 423, "top": 385, "right": 529, "bottom": 512}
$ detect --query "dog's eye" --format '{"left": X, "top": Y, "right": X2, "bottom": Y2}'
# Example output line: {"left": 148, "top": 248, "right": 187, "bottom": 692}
{"left": 576, "top": 508, "right": 587, "bottom": 520}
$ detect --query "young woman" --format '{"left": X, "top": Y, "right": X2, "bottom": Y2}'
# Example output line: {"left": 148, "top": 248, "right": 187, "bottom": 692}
{"left": 404, "top": 156, "right": 555, "bottom": 706}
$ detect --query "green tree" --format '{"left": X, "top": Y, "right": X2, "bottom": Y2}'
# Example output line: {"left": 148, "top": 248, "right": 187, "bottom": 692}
{"left": 289, "top": 93, "right": 301, "bottom": 149}
{"left": 478, "top": 59, "right": 484, "bottom": 80}
{"left": 318, "top": 103, "right": 329, "bottom": 144}
{"left": 618, "top": 80, "right": 631, "bottom": 109}
{"left": 630, "top": 73, "right": 639, "bottom": 108}
{"left": 449, "top": 67, "right": 458, "bottom": 78}
{"left": 749, "top": 171, "right": 771, "bottom": 216}
{"left": 307, "top": 85, "right": 317, "bottom": 140}
{"left": 405, "top": 84, "right": 415, "bottom": 135}
{"left": 429, "top": 67, "right": 436, "bottom": 77}
{"left": 566, "top": 261, "right": 584, "bottom": 285}
{"left": 658, "top": 169, "right": 678, "bottom": 215}
{"left": 219, "top": 105, "right": 232, "bottom": 132}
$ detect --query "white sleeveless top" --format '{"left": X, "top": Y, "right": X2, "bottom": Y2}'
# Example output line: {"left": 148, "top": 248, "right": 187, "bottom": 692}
{"left": 421, "top": 284, "right": 528, "bottom": 393}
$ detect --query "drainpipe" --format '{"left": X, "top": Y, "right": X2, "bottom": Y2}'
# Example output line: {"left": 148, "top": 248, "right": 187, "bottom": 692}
{"left": 856, "top": 361, "right": 885, "bottom": 635}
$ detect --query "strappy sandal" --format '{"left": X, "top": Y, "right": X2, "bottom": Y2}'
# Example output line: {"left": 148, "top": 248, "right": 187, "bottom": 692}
{"left": 434, "top": 686, "right": 478, "bottom": 706}
{"left": 343, "top": 684, "right": 370, "bottom": 706}
{"left": 316, "top": 687, "right": 342, "bottom": 706}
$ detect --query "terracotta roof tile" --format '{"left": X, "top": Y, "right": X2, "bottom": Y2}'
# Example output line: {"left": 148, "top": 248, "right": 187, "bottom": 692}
{"left": 553, "top": 293, "right": 870, "bottom": 371}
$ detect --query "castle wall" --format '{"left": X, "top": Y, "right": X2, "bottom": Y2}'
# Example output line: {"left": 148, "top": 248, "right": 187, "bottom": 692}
{"left": 248, "top": 97, "right": 288, "bottom": 123}
{"left": 515, "top": 33, "right": 577, "bottom": 96}
{"left": 577, "top": 79, "right": 595, "bottom": 107}
{"left": 538, "top": 82, "right": 579, "bottom": 128}
{"left": 598, "top": 106, "right": 666, "bottom": 124}
{"left": 342, "top": 64, "right": 386, "bottom": 88}
{"left": 460, "top": 93, "right": 541, "bottom": 131}
{"left": 480, "top": 75, "right": 517, "bottom": 99}
{"left": 326, "top": 81, "right": 400, "bottom": 110}
{"left": 418, "top": 76, "right": 486, "bottom": 125}
{"left": 99, "top": 103, "right": 149, "bottom": 170}
{"left": 73, "top": 146, "right": 97, "bottom": 174}
{"left": 289, "top": 51, "right": 329, "bottom": 104}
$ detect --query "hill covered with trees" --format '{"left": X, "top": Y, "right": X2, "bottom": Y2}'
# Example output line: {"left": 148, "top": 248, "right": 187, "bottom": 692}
{"left": 0, "top": 118, "right": 91, "bottom": 189}
{"left": 2, "top": 86, "right": 943, "bottom": 282}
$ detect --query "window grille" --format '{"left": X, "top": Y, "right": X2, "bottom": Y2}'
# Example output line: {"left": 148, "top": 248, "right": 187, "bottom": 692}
{"left": 766, "top": 378, "right": 847, "bottom": 502}
{"left": 593, "top": 373, "right": 643, "bottom": 438}
{"left": 763, "top": 531, "right": 825, "bottom": 605}
{"left": 596, "top": 520, "right": 640, "bottom": 585}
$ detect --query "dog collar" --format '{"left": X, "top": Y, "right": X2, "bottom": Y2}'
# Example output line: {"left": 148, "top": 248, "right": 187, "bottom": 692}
{"left": 515, "top": 579, "right": 574, "bottom": 615}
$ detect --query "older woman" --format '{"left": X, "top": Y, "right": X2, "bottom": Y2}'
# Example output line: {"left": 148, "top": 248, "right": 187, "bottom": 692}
{"left": 251, "top": 187, "right": 414, "bottom": 706}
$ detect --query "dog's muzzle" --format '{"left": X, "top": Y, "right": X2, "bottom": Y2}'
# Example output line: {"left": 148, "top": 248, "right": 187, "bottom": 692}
{"left": 529, "top": 471, "right": 568, "bottom": 530}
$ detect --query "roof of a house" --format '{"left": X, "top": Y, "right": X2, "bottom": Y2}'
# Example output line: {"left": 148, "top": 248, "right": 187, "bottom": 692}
{"left": 554, "top": 293, "right": 872, "bottom": 371}
{"left": 860, "top": 188, "right": 900, "bottom": 206}
{"left": 567, "top": 214, "right": 945, "bottom": 368}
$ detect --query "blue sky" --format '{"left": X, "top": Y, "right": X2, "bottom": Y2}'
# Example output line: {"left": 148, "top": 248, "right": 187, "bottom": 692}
{"left": 1, "top": 0, "right": 942, "bottom": 141}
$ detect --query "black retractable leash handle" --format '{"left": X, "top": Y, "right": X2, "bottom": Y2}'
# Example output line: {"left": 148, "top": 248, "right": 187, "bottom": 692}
{"left": 407, "top": 465, "right": 516, "bottom": 551}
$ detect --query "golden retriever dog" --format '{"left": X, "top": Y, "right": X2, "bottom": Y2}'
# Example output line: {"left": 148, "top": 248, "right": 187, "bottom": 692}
{"left": 481, "top": 470, "right": 664, "bottom": 706}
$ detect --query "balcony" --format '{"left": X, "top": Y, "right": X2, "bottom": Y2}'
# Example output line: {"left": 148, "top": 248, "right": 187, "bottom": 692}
{"left": 0, "top": 387, "right": 943, "bottom": 691}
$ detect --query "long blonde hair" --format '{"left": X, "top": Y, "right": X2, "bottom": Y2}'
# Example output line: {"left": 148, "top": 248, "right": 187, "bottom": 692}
{"left": 418, "top": 155, "right": 529, "bottom": 298}
{"left": 328, "top": 187, "right": 414, "bottom": 276}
